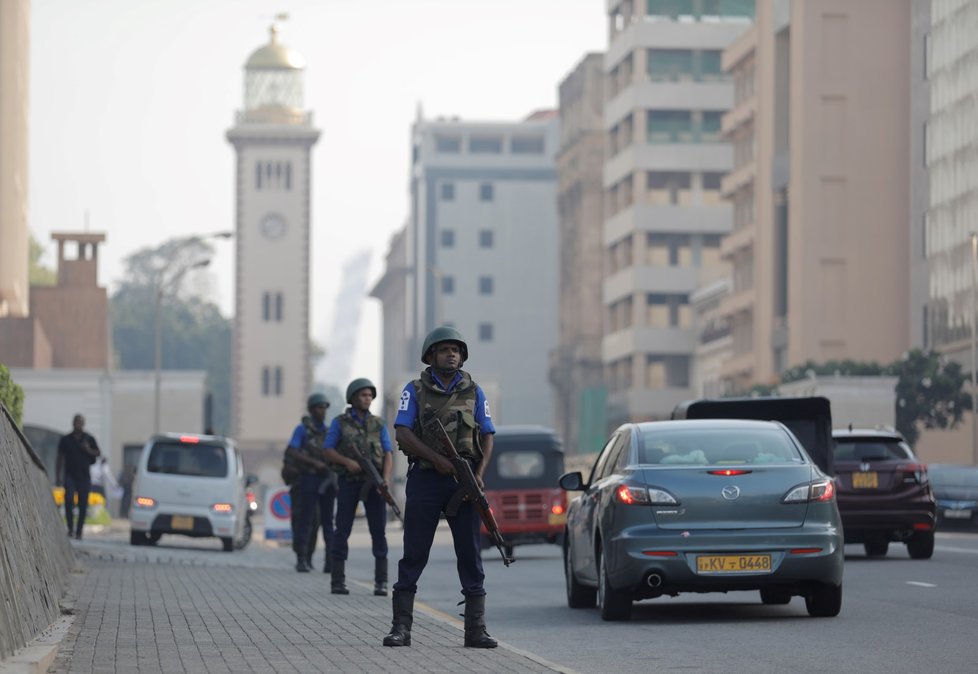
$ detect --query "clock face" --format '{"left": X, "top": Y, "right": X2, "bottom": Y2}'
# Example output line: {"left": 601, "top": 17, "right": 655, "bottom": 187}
{"left": 260, "top": 213, "right": 287, "bottom": 240}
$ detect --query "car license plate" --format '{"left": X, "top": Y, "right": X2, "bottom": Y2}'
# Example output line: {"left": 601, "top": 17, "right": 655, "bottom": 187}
{"left": 852, "top": 471, "right": 878, "bottom": 488}
{"left": 944, "top": 509, "right": 972, "bottom": 519}
{"left": 171, "top": 515, "right": 194, "bottom": 530}
{"left": 548, "top": 512, "right": 567, "bottom": 525}
{"left": 696, "top": 554, "right": 772, "bottom": 574}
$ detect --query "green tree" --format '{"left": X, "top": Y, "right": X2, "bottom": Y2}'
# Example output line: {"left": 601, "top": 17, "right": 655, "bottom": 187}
{"left": 29, "top": 234, "right": 56, "bottom": 286}
{"left": 110, "top": 239, "right": 232, "bottom": 435}
{"left": 0, "top": 363, "right": 25, "bottom": 426}
{"left": 890, "top": 349, "right": 971, "bottom": 447}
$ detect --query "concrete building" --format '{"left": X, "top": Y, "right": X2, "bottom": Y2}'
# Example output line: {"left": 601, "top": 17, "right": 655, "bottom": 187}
{"left": 0, "top": 0, "right": 29, "bottom": 319}
{"left": 226, "top": 21, "right": 320, "bottom": 471}
{"left": 717, "top": 0, "right": 912, "bottom": 393}
{"left": 910, "top": 0, "right": 932, "bottom": 350}
{"left": 549, "top": 53, "right": 607, "bottom": 455}
{"left": 602, "top": 0, "right": 749, "bottom": 425}
{"left": 370, "top": 226, "right": 412, "bottom": 424}
{"left": 379, "top": 109, "right": 559, "bottom": 426}
{"left": 779, "top": 375, "right": 897, "bottom": 430}
{"left": 690, "top": 278, "right": 732, "bottom": 398}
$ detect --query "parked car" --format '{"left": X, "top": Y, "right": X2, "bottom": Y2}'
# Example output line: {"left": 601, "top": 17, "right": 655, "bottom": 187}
{"left": 560, "top": 419, "right": 844, "bottom": 621}
{"left": 481, "top": 426, "right": 567, "bottom": 559}
{"left": 929, "top": 464, "right": 978, "bottom": 530}
{"left": 129, "top": 433, "right": 256, "bottom": 552}
{"left": 831, "top": 427, "right": 936, "bottom": 558}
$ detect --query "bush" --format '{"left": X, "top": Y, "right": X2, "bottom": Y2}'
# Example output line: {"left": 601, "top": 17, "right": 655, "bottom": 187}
{"left": 0, "top": 363, "right": 24, "bottom": 426}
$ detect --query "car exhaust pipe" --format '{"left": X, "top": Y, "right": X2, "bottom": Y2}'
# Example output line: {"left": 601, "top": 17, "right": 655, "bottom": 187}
{"left": 646, "top": 573, "right": 664, "bottom": 588}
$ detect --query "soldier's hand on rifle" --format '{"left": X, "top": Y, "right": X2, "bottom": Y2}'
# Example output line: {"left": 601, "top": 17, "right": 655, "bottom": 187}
{"left": 433, "top": 455, "right": 456, "bottom": 476}
{"left": 475, "top": 473, "right": 486, "bottom": 491}
{"left": 346, "top": 459, "right": 362, "bottom": 473}
{"left": 312, "top": 459, "right": 329, "bottom": 472}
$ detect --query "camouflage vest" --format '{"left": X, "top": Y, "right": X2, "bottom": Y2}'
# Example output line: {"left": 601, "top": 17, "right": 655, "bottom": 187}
{"left": 412, "top": 369, "right": 482, "bottom": 463}
{"left": 333, "top": 409, "right": 385, "bottom": 482}
{"left": 296, "top": 416, "right": 328, "bottom": 475}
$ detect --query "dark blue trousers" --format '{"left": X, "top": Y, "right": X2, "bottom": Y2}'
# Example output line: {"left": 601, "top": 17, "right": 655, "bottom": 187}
{"left": 332, "top": 475, "right": 388, "bottom": 561}
{"left": 294, "top": 473, "right": 336, "bottom": 554}
{"left": 393, "top": 464, "right": 485, "bottom": 597}
{"left": 64, "top": 474, "right": 91, "bottom": 536}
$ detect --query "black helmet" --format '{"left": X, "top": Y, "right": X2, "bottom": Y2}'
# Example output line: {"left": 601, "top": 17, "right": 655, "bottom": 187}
{"left": 306, "top": 392, "right": 330, "bottom": 411}
{"left": 346, "top": 378, "right": 377, "bottom": 404}
{"left": 421, "top": 326, "right": 468, "bottom": 365}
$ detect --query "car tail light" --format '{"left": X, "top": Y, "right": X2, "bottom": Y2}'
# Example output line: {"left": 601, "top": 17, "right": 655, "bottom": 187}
{"left": 212, "top": 503, "right": 233, "bottom": 513}
{"left": 913, "top": 522, "right": 932, "bottom": 531}
{"left": 897, "top": 462, "right": 928, "bottom": 485}
{"left": 134, "top": 496, "right": 156, "bottom": 508}
{"left": 180, "top": 435, "right": 200, "bottom": 444}
{"left": 789, "top": 548, "right": 823, "bottom": 555}
{"left": 615, "top": 484, "right": 678, "bottom": 505}
{"left": 783, "top": 479, "right": 835, "bottom": 503}
{"left": 642, "top": 550, "right": 678, "bottom": 557}
{"left": 709, "top": 469, "right": 752, "bottom": 476}
{"left": 551, "top": 492, "right": 567, "bottom": 515}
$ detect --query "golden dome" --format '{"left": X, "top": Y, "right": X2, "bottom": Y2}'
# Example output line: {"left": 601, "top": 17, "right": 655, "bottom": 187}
{"left": 245, "top": 24, "right": 305, "bottom": 70}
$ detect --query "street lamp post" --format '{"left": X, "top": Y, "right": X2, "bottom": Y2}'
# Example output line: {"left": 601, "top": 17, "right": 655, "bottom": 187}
{"left": 966, "top": 228, "right": 978, "bottom": 459}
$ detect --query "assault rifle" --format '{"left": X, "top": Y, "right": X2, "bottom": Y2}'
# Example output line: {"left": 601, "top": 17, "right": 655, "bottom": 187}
{"left": 352, "top": 440, "right": 403, "bottom": 524}
{"left": 424, "top": 417, "right": 512, "bottom": 567}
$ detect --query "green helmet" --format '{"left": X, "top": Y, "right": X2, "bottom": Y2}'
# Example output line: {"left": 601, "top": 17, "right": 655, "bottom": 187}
{"left": 346, "top": 378, "right": 377, "bottom": 404}
{"left": 306, "top": 392, "right": 330, "bottom": 411}
{"left": 421, "top": 326, "right": 468, "bottom": 365}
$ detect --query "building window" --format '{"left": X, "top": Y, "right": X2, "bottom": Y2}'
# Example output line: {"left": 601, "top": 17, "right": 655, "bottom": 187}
{"left": 256, "top": 163, "right": 263, "bottom": 190}
{"left": 700, "top": 111, "right": 724, "bottom": 141}
{"left": 441, "top": 229, "right": 455, "bottom": 247}
{"left": 435, "top": 135, "right": 461, "bottom": 153}
{"left": 647, "top": 171, "right": 692, "bottom": 204}
{"left": 478, "top": 322, "right": 494, "bottom": 341}
{"left": 479, "top": 230, "right": 494, "bottom": 248}
{"left": 647, "top": 49, "right": 694, "bottom": 81}
{"left": 274, "top": 366, "right": 283, "bottom": 396}
{"left": 441, "top": 182, "right": 455, "bottom": 201}
{"left": 511, "top": 135, "right": 545, "bottom": 154}
{"left": 702, "top": 172, "right": 723, "bottom": 190}
{"left": 479, "top": 183, "right": 494, "bottom": 201}
{"left": 647, "top": 110, "right": 694, "bottom": 143}
{"left": 262, "top": 292, "right": 284, "bottom": 321}
{"left": 274, "top": 292, "right": 283, "bottom": 321}
{"left": 284, "top": 163, "right": 292, "bottom": 190}
{"left": 469, "top": 136, "right": 503, "bottom": 154}
{"left": 261, "top": 367, "right": 270, "bottom": 396}
{"left": 256, "top": 161, "right": 292, "bottom": 190}
{"left": 262, "top": 292, "right": 271, "bottom": 321}
{"left": 479, "top": 276, "right": 494, "bottom": 295}
{"left": 442, "top": 276, "right": 455, "bottom": 294}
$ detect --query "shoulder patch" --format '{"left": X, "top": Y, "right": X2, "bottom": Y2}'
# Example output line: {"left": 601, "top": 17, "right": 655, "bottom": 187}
{"left": 398, "top": 389, "right": 411, "bottom": 411}
{"left": 484, "top": 399, "right": 492, "bottom": 417}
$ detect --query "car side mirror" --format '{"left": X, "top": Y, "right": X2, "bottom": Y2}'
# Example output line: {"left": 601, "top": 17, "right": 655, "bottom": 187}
{"left": 559, "top": 471, "right": 586, "bottom": 491}
{"left": 245, "top": 474, "right": 258, "bottom": 486}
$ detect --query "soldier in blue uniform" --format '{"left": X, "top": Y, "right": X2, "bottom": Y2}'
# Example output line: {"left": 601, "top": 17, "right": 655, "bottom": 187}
{"left": 383, "top": 326, "right": 498, "bottom": 649}
{"left": 322, "top": 378, "right": 393, "bottom": 595}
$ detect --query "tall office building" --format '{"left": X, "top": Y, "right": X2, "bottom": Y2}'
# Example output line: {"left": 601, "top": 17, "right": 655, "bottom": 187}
{"left": 550, "top": 53, "right": 607, "bottom": 454}
{"left": 226, "top": 22, "right": 320, "bottom": 465}
{"left": 0, "top": 0, "right": 30, "bottom": 319}
{"left": 380, "top": 110, "right": 560, "bottom": 426}
{"left": 910, "top": 0, "right": 931, "bottom": 351}
{"left": 602, "top": 0, "right": 750, "bottom": 425}
{"left": 718, "top": 0, "right": 912, "bottom": 392}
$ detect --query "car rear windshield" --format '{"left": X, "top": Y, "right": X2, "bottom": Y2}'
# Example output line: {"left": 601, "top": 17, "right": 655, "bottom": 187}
{"left": 637, "top": 428, "right": 804, "bottom": 465}
{"left": 929, "top": 466, "right": 978, "bottom": 488}
{"left": 484, "top": 438, "right": 563, "bottom": 490}
{"left": 147, "top": 441, "right": 229, "bottom": 477}
{"left": 833, "top": 438, "right": 913, "bottom": 462}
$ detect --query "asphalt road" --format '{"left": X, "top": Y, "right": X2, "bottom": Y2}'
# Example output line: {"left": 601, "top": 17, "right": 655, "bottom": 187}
{"left": 79, "top": 519, "right": 978, "bottom": 673}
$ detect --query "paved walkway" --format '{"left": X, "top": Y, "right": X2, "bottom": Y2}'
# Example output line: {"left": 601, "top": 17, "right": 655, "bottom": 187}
{"left": 45, "top": 526, "right": 565, "bottom": 673}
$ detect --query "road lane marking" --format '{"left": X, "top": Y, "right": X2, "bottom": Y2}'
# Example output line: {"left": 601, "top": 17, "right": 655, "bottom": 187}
{"left": 906, "top": 581, "right": 936, "bottom": 588}
{"left": 935, "top": 545, "right": 978, "bottom": 555}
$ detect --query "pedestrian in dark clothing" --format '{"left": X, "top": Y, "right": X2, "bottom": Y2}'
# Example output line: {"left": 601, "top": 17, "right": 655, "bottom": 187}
{"left": 285, "top": 393, "right": 337, "bottom": 573}
{"left": 322, "top": 378, "right": 393, "bottom": 596}
{"left": 119, "top": 465, "right": 135, "bottom": 519}
{"left": 383, "top": 327, "right": 498, "bottom": 649}
{"left": 56, "top": 414, "right": 101, "bottom": 540}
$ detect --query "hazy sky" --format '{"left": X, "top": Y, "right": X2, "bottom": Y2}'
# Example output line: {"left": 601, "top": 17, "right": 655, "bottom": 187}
{"left": 28, "top": 0, "right": 606, "bottom": 394}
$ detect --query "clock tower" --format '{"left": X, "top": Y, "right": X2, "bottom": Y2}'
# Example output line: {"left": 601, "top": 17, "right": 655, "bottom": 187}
{"left": 226, "top": 19, "right": 320, "bottom": 467}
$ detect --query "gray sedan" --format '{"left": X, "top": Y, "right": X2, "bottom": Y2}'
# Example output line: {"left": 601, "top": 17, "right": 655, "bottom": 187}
{"left": 560, "top": 419, "right": 844, "bottom": 620}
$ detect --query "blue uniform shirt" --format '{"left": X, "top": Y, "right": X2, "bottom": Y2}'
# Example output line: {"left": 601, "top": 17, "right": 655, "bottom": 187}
{"left": 393, "top": 371, "right": 496, "bottom": 434}
{"left": 323, "top": 409, "right": 393, "bottom": 452}
{"left": 288, "top": 419, "right": 327, "bottom": 449}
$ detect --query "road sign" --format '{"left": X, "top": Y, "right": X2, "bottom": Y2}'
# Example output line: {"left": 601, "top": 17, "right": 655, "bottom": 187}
{"left": 264, "top": 486, "right": 292, "bottom": 542}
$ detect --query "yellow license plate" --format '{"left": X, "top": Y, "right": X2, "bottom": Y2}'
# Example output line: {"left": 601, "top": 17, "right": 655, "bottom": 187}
{"left": 852, "top": 472, "right": 878, "bottom": 488}
{"left": 171, "top": 515, "right": 194, "bottom": 530}
{"left": 548, "top": 512, "right": 567, "bottom": 526}
{"left": 697, "top": 554, "right": 772, "bottom": 574}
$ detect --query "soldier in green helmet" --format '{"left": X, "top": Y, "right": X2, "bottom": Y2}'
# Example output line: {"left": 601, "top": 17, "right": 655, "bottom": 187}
{"left": 321, "top": 377, "right": 394, "bottom": 595}
{"left": 284, "top": 392, "right": 337, "bottom": 573}
{"left": 383, "top": 326, "right": 498, "bottom": 649}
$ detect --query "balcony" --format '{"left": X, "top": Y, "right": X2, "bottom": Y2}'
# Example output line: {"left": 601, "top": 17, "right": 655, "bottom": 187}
{"left": 608, "top": 386, "right": 694, "bottom": 423}
{"left": 719, "top": 351, "right": 755, "bottom": 380}
{"left": 604, "top": 143, "right": 733, "bottom": 189}
{"left": 720, "top": 224, "right": 756, "bottom": 259}
{"left": 721, "top": 97, "right": 756, "bottom": 136}
{"left": 720, "top": 160, "right": 756, "bottom": 197}
{"left": 604, "top": 80, "right": 734, "bottom": 131}
{"left": 603, "top": 266, "right": 702, "bottom": 304}
{"left": 603, "top": 326, "right": 695, "bottom": 362}
{"left": 604, "top": 203, "right": 732, "bottom": 245}
{"left": 721, "top": 25, "right": 757, "bottom": 72}
{"left": 716, "top": 286, "right": 755, "bottom": 320}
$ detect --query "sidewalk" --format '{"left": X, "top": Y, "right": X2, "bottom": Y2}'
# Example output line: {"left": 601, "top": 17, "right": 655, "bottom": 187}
{"left": 40, "top": 524, "right": 567, "bottom": 673}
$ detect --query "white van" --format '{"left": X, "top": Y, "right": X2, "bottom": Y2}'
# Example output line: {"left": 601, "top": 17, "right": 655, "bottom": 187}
{"left": 129, "top": 433, "right": 254, "bottom": 551}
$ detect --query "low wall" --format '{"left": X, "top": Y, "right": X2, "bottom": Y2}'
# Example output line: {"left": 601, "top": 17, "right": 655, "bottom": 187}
{"left": 0, "top": 403, "right": 74, "bottom": 661}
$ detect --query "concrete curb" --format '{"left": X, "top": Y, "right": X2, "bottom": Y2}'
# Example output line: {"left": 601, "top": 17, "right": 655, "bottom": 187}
{"left": 0, "top": 616, "right": 74, "bottom": 674}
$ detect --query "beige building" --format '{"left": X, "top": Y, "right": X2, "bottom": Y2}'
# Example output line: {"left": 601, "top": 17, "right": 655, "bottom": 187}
{"left": 550, "top": 53, "right": 607, "bottom": 455}
{"left": 0, "top": 0, "right": 30, "bottom": 319}
{"left": 226, "top": 22, "right": 320, "bottom": 472}
{"left": 718, "top": 0, "right": 912, "bottom": 392}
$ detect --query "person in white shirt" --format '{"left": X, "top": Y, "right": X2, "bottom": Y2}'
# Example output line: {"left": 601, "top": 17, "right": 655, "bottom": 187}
{"left": 90, "top": 456, "right": 119, "bottom": 498}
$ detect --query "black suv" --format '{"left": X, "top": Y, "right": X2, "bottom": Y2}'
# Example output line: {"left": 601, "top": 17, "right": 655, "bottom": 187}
{"left": 832, "top": 428, "right": 936, "bottom": 559}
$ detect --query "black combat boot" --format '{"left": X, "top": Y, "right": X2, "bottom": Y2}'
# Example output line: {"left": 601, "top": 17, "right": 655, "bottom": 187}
{"left": 322, "top": 542, "right": 332, "bottom": 574}
{"left": 463, "top": 595, "right": 498, "bottom": 648}
{"left": 382, "top": 590, "right": 414, "bottom": 647}
{"left": 331, "top": 559, "right": 349, "bottom": 594}
{"left": 295, "top": 550, "right": 310, "bottom": 573}
{"left": 374, "top": 558, "right": 388, "bottom": 596}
